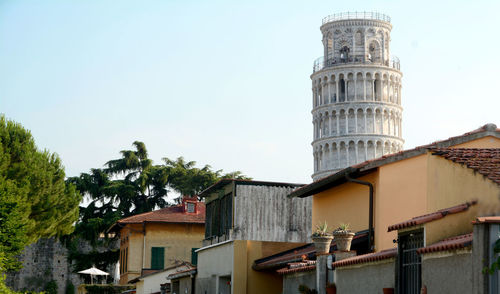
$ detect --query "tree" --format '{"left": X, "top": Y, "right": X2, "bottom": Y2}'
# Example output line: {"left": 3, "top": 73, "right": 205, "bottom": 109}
{"left": 66, "top": 142, "right": 249, "bottom": 271}
{"left": 163, "top": 156, "right": 250, "bottom": 201}
{"left": 0, "top": 116, "right": 81, "bottom": 273}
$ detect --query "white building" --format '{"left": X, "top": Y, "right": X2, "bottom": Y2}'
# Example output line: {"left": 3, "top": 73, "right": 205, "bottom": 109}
{"left": 311, "top": 12, "right": 404, "bottom": 181}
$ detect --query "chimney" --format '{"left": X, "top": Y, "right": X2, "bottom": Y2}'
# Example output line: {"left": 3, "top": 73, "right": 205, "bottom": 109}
{"left": 182, "top": 195, "right": 198, "bottom": 213}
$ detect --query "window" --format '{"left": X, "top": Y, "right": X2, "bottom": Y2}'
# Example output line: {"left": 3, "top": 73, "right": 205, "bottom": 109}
{"left": 204, "top": 193, "right": 233, "bottom": 239}
{"left": 191, "top": 248, "right": 199, "bottom": 265}
{"left": 151, "top": 247, "right": 164, "bottom": 270}
{"left": 187, "top": 202, "right": 195, "bottom": 213}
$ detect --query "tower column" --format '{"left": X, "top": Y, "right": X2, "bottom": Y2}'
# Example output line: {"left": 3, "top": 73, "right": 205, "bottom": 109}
{"left": 363, "top": 74, "right": 367, "bottom": 100}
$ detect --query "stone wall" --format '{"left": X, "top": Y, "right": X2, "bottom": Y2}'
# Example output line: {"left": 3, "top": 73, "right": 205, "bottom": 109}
{"left": 5, "top": 238, "right": 118, "bottom": 294}
{"left": 335, "top": 260, "right": 394, "bottom": 294}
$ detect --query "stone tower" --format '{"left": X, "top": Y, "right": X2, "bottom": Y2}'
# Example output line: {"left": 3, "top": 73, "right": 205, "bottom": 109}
{"left": 311, "top": 12, "right": 404, "bottom": 181}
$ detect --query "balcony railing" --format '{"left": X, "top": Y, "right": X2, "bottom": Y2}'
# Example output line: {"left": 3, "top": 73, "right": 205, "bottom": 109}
{"left": 322, "top": 12, "right": 391, "bottom": 25}
{"left": 313, "top": 55, "right": 400, "bottom": 72}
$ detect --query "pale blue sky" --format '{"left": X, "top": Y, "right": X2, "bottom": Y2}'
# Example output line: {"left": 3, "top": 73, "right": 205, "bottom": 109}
{"left": 1, "top": 0, "right": 499, "bottom": 184}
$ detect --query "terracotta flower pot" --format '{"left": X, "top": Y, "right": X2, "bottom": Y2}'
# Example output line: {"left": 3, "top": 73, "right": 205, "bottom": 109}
{"left": 333, "top": 231, "right": 355, "bottom": 251}
{"left": 382, "top": 288, "right": 394, "bottom": 294}
{"left": 326, "top": 287, "right": 336, "bottom": 294}
{"left": 312, "top": 235, "right": 333, "bottom": 254}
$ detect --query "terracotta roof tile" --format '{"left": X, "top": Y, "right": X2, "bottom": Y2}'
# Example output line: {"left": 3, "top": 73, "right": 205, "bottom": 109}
{"left": 332, "top": 248, "right": 397, "bottom": 268}
{"left": 253, "top": 232, "right": 368, "bottom": 270}
{"left": 387, "top": 200, "right": 477, "bottom": 232}
{"left": 290, "top": 123, "right": 500, "bottom": 198}
{"left": 432, "top": 148, "right": 500, "bottom": 185}
{"left": 417, "top": 233, "right": 472, "bottom": 254}
{"left": 276, "top": 261, "right": 316, "bottom": 275}
{"left": 108, "top": 202, "right": 205, "bottom": 232}
{"left": 473, "top": 216, "right": 500, "bottom": 224}
{"left": 167, "top": 267, "right": 197, "bottom": 279}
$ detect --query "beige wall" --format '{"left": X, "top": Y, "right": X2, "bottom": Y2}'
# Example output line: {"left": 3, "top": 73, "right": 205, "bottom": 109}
{"left": 376, "top": 154, "right": 428, "bottom": 251}
{"left": 425, "top": 155, "right": 500, "bottom": 245}
{"left": 119, "top": 223, "right": 204, "bottom": 284}
{"left": 312, "top": 173, "right": 375, "bottom": 235}
{"left": 451, "top": 136, "right": 500, "bottom": 148}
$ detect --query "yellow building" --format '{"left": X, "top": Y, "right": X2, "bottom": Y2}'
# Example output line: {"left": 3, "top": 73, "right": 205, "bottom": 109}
{"left": 289, "top": 123, "right": 500, "bottom": 252}
{"left": 108, "top": 196, "right": 205, "bottom": 285}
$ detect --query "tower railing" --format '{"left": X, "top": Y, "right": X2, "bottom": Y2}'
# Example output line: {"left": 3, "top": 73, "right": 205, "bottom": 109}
{"left": 313, "top": 55, "right": 400, "bottom": 72}
{"left": 322, "top": 12, "right": 391, "bottom": 24}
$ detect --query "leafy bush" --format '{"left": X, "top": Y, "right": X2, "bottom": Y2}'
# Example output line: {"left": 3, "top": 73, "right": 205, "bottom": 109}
{"left": 65, "top": 281, "right": 75, "bottom": 294}
{"left": 44, "top": 280, "right": 58, "bottom": 294}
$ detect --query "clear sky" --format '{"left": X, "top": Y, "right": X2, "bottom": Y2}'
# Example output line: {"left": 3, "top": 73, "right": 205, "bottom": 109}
{"left": 1, "top": 0, "right": 499, "bottom": 184}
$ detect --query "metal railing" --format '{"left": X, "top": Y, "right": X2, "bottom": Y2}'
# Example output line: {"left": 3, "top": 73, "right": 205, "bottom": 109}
{"left": 322, "top": 12, "right": 391, "bottom": 24}
{"left": 313, "top": 55, "right": 400, "bottom": 72}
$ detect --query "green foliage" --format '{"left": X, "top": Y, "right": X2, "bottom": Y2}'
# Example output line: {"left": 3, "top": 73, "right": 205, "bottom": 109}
{"left": 312, "top": 221, "right": 331, "bottom": 237}
{"left": 336, "top": 223, "right": 351, "bottom": 232}
{"left": 298, "top": 284, "right": 318, "bottom": 294}
{"left": 44, "top": 281, "right": 57, "bottom": 294}
{"left": 66, "top": 141, "right": 249, "bottom": 272}
{"left": 0, "top": 116, "right": 80, "bottom": 272}
{"left": 83, "top": 285, "right": 134, "bottom": 294}
{"left": 65, "top": 281, "right": 75, "bottom": 294}
{"left": 483, "top": 237, "right": 500, "bottom": 274}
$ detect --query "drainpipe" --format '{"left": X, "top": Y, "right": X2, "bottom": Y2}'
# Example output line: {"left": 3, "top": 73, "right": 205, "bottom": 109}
{"left": 345, "top": 175, "right": 374, "bottom": 252}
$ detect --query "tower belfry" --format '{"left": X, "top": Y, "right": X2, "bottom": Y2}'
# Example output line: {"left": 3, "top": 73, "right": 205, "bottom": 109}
{"left": 311, "top": 12, "right": 404, "bottom": 181}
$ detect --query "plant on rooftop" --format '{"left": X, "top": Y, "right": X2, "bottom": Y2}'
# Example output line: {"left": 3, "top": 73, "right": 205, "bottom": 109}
{"left": 312, "top": 221, "right": 333, "bottom": 254}
{"left": 333, "top": 223, "right": 355, "bottom": 252}
{"left": 298, "top": 284, "right": 318, "bottom": 294}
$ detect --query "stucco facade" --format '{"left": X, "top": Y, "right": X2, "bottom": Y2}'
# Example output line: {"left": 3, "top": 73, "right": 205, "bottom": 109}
{"left": 119, "top": 222, "right": 204, "bottom": 284}
{"left": 310, "top": 133, "right": 500, "bottom": 252}
{"left": 335, "top": 260, "right": 395, "bottom": 293}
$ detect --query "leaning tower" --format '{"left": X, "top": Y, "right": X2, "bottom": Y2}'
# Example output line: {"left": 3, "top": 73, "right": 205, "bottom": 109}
{"left": 311, "top": 12, "right": 404, "bottom": 181}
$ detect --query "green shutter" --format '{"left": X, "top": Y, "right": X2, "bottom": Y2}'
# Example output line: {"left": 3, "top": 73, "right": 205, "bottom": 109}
{"left": 151, "top": 247, "right": 164, "bottom": 270}
{"left": 191, "top": 248, "right": 199, "bottom": 265}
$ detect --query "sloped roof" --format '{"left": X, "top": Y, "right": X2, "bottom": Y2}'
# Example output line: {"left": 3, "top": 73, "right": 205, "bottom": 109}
{"left": 199, "top": 178, "right": 304, "bottom": 198}
{"left": 432, "top": 148, "right": 500, "bottom": 185}
{"left": 253, "top": 231, "right": 368, "bottom": 271}
{"left": 168, "top": 267, "right": 197, "bottom": 280}
{"left": 332, "top": 248, "right": 397, "bottom": 268}
{"left": 473, "top": 216, "right": 500, "bottom": 224}
{"left": 276, "top": 260, "right": 316, "bottom": 275}
{"left": 108, "top": 203, "right": 205, "bottom": 232}
{"left": 290, "top": 123, "right": 500, "bottom": 198}
{"left": 417, "top": 233, "right": 472, "bottom": 254}
{"left": 387, "top": 200, "right": 477, "bottom": 232}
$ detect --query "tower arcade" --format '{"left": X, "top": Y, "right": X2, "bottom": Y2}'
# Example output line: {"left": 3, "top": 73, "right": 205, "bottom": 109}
{"left": 311, "top": 12, "right": 404, "bottom": 180}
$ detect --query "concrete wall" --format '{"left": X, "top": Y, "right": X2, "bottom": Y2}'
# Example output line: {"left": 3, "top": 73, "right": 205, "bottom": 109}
{"left": 234, "top": 184, "right": 312, "bottom": 243}
{"left": 120, "top": 222, "right": 204, "bottom": 284}
{"left": 282, "top": 270, "right": 316, "bottom": 294}
{"left": 335, "top": 260, "right": 395, "bottom": 294}
{"left": 195, "top": 241, "right": 234, "bottom": 294}
{"left": 421, "top": 251, "right": 472, "bottom": 293}
{"left": 196, "top": 240, "right": 303, "bottom": 294}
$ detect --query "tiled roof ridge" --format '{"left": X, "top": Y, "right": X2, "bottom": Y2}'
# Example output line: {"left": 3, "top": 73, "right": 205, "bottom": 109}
{"left": 473, "top": 216, "right": 500, "bottom": 224}
{"left": 117, "top": 206, "right": 173, "bottom": 223}
{"left": 332, "top": 248, "right": 397, "bottom": 268}
{"left": 276, "top": 261, "right": 317, "bottom": 275}
{"left": 417, "top": 233, "right": 473, "bottom": 255}
{"left": 431, "top": 148, "right": 500, "bottom": 185}
{"left": 387, "top": 200, "right": 477, "bottom": 232}
{"left": 289, "top": 123, "right": 499, "bottom": 198}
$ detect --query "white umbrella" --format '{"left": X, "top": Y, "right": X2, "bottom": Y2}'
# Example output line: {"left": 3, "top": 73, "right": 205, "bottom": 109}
{"left": 78, "top": 266, "right": 109, "bottom": 284}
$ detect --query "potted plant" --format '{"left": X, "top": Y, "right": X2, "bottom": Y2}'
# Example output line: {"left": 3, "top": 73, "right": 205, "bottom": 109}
{"left": 333, "top": 223, "right": 355, "bottom": 252}
{"left": 326, "top": 282, "right": 336, "bottom": 294}
{"left": 312, "top": 221, "right": 333, "bottom": 254}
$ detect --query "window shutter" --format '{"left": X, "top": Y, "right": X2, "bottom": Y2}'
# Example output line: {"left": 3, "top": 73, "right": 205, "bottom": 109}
{"left": 191, "top": 248, "right": 199, "bottom": 265}
{"left": 151, "top": 247, "right": 164, "bottom": 270}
